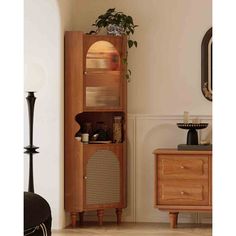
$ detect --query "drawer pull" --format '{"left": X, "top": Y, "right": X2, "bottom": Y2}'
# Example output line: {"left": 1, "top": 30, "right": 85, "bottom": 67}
{"left": 180, "top": 165, "right": 185, "bottom": 169}
{"left": 180, "top": 191, "right": 185, "bottom": 195}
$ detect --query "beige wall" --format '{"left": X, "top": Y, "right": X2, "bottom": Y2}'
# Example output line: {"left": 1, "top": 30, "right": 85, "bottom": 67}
{"left": 72, "top": 0, "right": 212, "bottom": 115}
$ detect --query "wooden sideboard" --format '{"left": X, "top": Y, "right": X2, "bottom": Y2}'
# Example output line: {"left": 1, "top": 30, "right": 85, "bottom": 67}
{"left": 153, "top": 149, "right": 212, "bottom": 228}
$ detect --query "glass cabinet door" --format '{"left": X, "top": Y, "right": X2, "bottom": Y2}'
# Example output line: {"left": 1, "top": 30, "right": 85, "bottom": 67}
{"left": 84, "top": 40, "right": 122, "bottom": 110}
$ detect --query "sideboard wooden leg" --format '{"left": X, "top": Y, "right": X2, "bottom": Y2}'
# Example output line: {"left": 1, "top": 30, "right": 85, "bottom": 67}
{"left": 71, "top": 212, "right": 77, "bottom": 228}
{"left": 169, "top": 212, "right": 179, "bottom": 228}
{"left": 116, "top": 208, "right": 122, "bottom": 224}
{"left": 97, "top": 209, "right": 104, "bottom": 226}
{"left": 79, "top": 211, "right": 84, "bottom": 226}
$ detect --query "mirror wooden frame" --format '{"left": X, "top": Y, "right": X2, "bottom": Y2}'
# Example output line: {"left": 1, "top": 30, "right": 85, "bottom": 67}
{"left": 201, "top": 28, "right": 212, "bottom": 101}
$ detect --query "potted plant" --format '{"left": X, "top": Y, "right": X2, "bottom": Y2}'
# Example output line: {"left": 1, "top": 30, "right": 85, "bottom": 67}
{"left": 89, "top": 8, "right": 138, "bottom": 81}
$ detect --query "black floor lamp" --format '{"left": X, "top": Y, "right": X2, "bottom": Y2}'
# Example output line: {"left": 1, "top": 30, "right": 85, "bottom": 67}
{"left": 24, "top": 63, "right": 52, "bottom": 236}
{"left": 24, "top": 91, "right": 39, "bottom": 193}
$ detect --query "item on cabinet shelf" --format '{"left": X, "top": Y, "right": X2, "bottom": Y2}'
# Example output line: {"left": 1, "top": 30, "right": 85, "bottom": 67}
{"left": 82, "top": 122, "right": 93, "bottom": 138}
{"left": 192, "top": 117, "right": 200, "bottom": 124}
{"left": 177, "top": 144, "right": 212, "bottom": 151}
{"left": 177, "top": 123, "right": 208, "bottom": 145}
{"left": 75, "top": 136, "right": 81, "bottom": 141}
{"left": 183, "top": 111, "right": 189, "bottom": 123}
{"left": 81, "top": 133, "right": 89, "bottom": 143}
{"left": 200, "top": 140, "right": 211, "bottom": 145}
{"left": 91, "top": 133, "right": 99, "bottom": 141}
{"left": 95, "top": 121, "right": 109, "bottom": 141}
{"left": 113, "top": 116, "right": 122, "bottom": 143}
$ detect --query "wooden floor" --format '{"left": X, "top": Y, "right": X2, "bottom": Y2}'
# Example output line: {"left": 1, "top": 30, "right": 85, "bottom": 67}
{"left": 53, "top": 222, "right": 212, "bottom": 236}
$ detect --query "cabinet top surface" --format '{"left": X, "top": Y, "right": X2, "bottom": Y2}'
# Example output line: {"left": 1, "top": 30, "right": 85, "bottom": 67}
{"left": 153, "top": 148, "right": 212, "bottom": 155}
{"left": 65, "top": 31, "right": 126, "bottom": 39}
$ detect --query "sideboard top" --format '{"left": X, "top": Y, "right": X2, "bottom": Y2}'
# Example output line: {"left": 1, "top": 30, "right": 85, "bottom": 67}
{"left": 153, "top": 148, "right": 212, "bottom": 155}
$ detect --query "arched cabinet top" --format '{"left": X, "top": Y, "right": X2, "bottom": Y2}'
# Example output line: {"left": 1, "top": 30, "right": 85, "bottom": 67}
{"left": 83, "top": 34, "right": 126, "bottom": 57}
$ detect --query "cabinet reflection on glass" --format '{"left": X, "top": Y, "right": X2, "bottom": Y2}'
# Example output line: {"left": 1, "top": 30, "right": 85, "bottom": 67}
{"left": 85, "top": 40, "right": 122, "bottom": 108}
{"left": 86, "top": 41, "right": 120, "bottom": 71}
{"left": 86, "top": 86, "right": 120, "bottom": 107}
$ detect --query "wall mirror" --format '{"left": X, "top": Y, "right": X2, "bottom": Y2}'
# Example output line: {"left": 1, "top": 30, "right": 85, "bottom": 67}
{"left": 201, "top": 28, "right": 212, "bottom": 101}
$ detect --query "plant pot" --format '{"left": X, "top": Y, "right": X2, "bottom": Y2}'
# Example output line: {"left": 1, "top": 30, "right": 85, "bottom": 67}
{"left": 107, "top": 24, "right": 124, "bottom": 36}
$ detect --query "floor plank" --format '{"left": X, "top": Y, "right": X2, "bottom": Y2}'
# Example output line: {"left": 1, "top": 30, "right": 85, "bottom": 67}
{"left": 53, "top": 222, "right": 212, "bottom": 236}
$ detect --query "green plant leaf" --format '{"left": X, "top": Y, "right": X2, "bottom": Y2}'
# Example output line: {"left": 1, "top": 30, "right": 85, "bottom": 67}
{"left": 128, "top": 40, "right": 134, "bottom": 48}
{"left": 107, "top": 8, "right": 116, "bottom": 13}
{"left": 127, "top": 16, "right": 133, "bottom": 24}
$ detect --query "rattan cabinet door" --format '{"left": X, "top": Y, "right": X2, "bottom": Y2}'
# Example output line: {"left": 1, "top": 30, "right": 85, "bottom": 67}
{"left": 83, "top": 144, "right": 123, "bottom": 210}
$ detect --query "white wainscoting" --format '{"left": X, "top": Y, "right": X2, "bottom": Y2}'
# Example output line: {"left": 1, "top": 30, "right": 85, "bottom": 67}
{"left": 84, "top": 114, "right": 212, "bottom": 224}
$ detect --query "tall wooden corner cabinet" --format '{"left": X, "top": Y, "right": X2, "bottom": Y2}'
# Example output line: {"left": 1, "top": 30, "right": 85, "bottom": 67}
{"left": 64, "top": 31, "right": 127, "bottom": 227}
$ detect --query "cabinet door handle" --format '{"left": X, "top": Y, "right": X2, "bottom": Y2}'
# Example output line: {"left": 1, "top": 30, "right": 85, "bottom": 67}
{"left": 84, "top": 71, "right": 87, "bottom": 75}
{"left": 84, "top": 176, "right": 88, "bottom": 180}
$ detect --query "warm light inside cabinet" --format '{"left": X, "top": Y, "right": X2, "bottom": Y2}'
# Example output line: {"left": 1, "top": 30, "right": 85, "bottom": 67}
{"left": 86, "top": 41, "right": 120, "bottom": 71}
{"left": 85, "top": 41, "right": 122, "bottom": 108}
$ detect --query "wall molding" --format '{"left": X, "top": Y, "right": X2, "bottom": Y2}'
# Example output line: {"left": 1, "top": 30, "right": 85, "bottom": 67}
{"left": 128, "top": 113, "right": 212, "bottom": 120}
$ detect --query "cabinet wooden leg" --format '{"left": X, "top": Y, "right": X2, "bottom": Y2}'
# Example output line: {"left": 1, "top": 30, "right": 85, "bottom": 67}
{"left": 71, "top": 212, "right": 77, "bottom": 228}
{"left": 97, "top": 209, "right": 104, "bottom": 226}
{"left": 79, "top": 212, "right": 84, "bottom": 226}
{"left": 169, "top": 212, "right": 179, "bottom": 228}
{"left": 116, "top": 208, "right": 122, "bottom": 224}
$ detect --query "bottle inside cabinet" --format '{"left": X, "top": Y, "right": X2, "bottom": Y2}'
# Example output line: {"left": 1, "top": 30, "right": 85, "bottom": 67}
{"left": 113, "top": 116, "right": 122, "bottom": 143}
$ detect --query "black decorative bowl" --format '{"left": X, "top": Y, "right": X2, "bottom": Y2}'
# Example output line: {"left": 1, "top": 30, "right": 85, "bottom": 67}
{"left": 177, "top": 123, "right": 208, "bottom": 145}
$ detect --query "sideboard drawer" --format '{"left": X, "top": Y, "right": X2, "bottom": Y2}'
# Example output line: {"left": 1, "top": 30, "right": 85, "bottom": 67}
{"left": 157, "top": 155, "right": 209, "bottom": 179}
{"left": 157, "top": 181, "right": 209, "bottom": 205}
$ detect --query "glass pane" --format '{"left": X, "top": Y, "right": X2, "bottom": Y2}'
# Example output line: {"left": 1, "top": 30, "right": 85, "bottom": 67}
{"left": 86, "top": 41, "right": 120, "bottom": 71}
{"left": 86, "top": 86, "right": 120, "bottom": 107}
{"left": 85, "top": 41, "right": 121, "bottom": 108}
